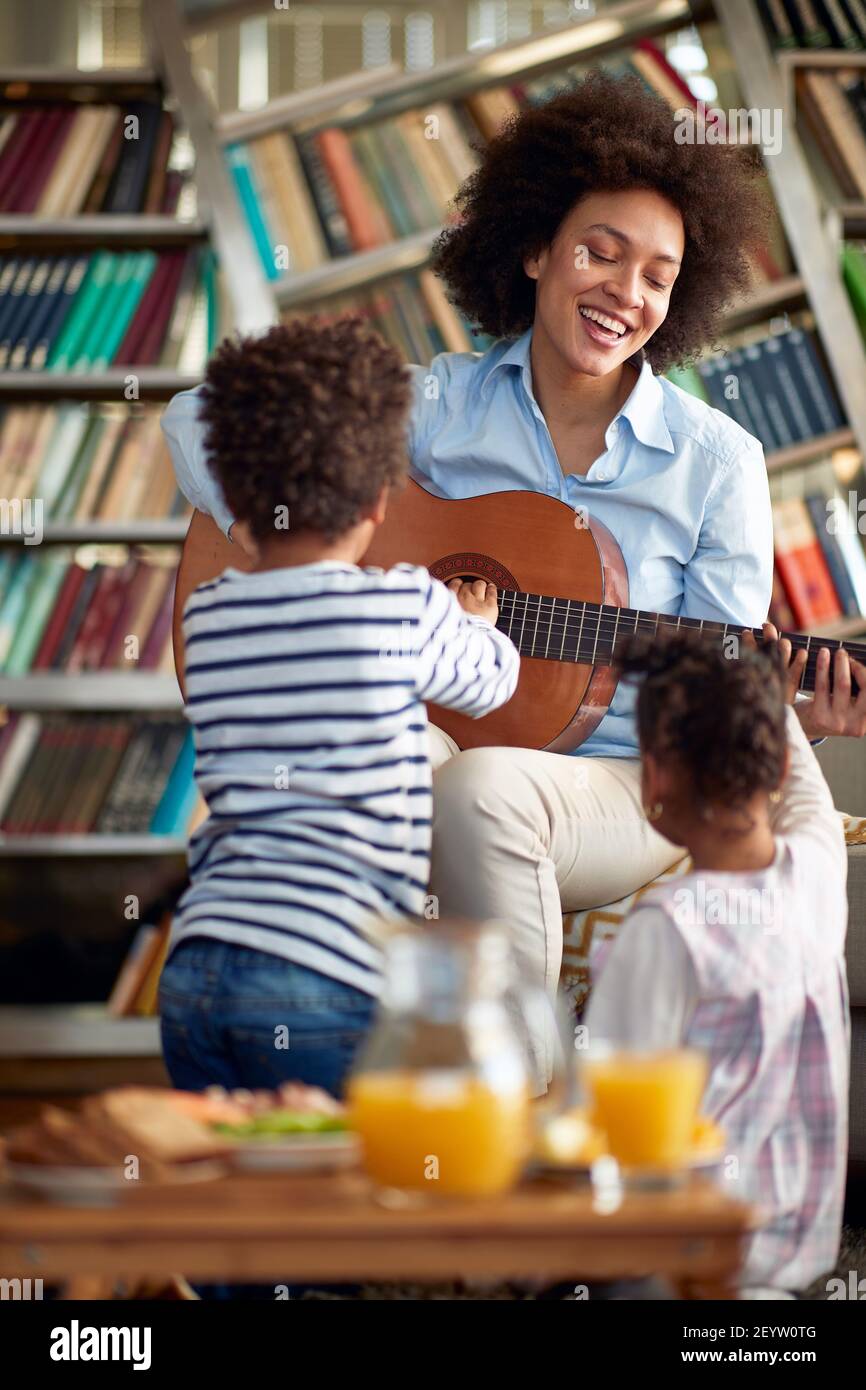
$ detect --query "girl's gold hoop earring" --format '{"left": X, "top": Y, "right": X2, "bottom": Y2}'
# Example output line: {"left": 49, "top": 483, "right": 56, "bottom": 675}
{"left": 769, "top": 789, "right": 782, "bottom": 804}
{"left": 644, "top": 801, "right": 664, "bottom": 823}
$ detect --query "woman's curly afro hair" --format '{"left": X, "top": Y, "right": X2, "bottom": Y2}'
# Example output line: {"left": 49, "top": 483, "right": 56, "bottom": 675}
{"left": 431, "top": 70, "right": 771, "bottom": 371}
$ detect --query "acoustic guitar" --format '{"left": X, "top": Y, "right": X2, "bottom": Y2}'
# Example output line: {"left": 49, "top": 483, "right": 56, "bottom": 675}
{"left": 172, "top": 480, "right": 861, "bottom": 753}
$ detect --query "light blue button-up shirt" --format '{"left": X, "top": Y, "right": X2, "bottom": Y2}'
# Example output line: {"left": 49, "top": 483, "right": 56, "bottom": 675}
{"left": 162, "top": 328, "right": 773, "bottom": 759}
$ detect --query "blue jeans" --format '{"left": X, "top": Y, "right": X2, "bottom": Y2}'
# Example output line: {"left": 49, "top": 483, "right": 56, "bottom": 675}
{"left": 158, "top": 939, "right": 376, "bottom": 1098}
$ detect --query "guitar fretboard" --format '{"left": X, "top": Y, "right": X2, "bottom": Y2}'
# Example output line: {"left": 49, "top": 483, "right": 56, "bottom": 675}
{"left": 495, "top": 590, "right": 866, "bottom": 695}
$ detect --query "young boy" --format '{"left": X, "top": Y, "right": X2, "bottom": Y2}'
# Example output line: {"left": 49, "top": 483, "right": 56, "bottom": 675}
{"left": 585, "top": 629, "right": 850, "bottom": 1297}
{"left": 158, "top": 318, "right": 519, "bottom": 1097}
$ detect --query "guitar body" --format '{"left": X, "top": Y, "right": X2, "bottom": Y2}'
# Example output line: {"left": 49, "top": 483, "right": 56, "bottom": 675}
{"left": 172, "top": 482, "right": 629, "bottom": 753}
{"left": 363, "top": 484, "right": 628, "bottom": 751}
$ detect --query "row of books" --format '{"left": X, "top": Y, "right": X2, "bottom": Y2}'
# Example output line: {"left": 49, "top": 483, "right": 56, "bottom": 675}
{"left": 0, "top": 713, "right": 195, "bottom": 835}
{"left": 0, "top": 100, "right": 187, "bottom": 217}
{"left": 670, "top": 320, "right": 845, "bottom": 454}
{"left": 0, "top": 404, "right": 190, "bottom": 523}
{"left": 797, "top": 67, "right": 866, "bottom": 201}
{"left": 757, "top": 0, "right": 866, "bottom": 50}
{"left": 770, "top": 456, "right": 866, "bottom": 626}
{"left": 0, "top": 545, "right": 178, "bottom": 676}
{"left": 0, "top": 246, "right": 216, "bottom": 372}
{"left": 302, "top": 268, "right": 488, "bottom": 363}
{"left": 228, "top": 100, "right": 478, "bottom": 276}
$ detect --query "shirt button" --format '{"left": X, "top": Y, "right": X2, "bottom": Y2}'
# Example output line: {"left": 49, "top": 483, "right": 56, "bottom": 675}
{"left": 597, "top": 470, "right": 607, "bottom": 480}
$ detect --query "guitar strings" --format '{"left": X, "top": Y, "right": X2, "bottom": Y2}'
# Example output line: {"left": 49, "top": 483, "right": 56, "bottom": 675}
{"left": 492, "top": 595, "right": 865, "bottom": 690}
{"left": 493, "top": 591, "right": 866, "bottom": 662}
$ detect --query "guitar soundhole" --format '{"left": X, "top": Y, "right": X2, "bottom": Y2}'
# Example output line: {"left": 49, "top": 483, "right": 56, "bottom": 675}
{"left": 429, "top": 552, "right": 520, "bottom": 591}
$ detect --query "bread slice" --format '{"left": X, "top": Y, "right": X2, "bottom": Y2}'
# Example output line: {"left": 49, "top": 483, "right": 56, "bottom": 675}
{"left": 84, "top": 1089, "right": 234, "bottom": 1164}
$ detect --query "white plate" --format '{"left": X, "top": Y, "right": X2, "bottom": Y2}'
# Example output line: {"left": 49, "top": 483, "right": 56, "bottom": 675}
{"left": 531, "top": 1147, "right": 726, "bottom": 1179}
{"left": 6, "top": 1158, "right": 226, "bottom": 1205}
{"left": 228, "top": 1131, "right": 359, "bottom": 1172}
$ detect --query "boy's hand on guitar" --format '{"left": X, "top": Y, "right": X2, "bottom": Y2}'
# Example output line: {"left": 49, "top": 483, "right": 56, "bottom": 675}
{"left": 448, "top": 578, "right": 499, "bottom": 625}
{"left": 761, "top": 620, "right": 866, "bottom": 739}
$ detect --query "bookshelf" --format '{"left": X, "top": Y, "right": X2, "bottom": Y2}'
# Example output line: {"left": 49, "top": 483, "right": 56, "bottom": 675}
{"left": 276, "top": 225, "right": 443, "bottom": 312}
{"left": 840, "top": 204, "right": 866, "bottom": 237}
{"left": 0, "top": 9, "right": 263, "bottom": 1047}
{"left": 722, "top": 273, "right": 806, "bottom": 332}
{"left": 716, "top": 3, "right": 866, "bottom": 450}
{"left": 766, "top": 428, "right": 858, "bottom": 475}
{"left": 821, "top": 615, "right": 866, "bottom": 640}
{"left": 776, "top": 47, "right": 866, "bottom": 112}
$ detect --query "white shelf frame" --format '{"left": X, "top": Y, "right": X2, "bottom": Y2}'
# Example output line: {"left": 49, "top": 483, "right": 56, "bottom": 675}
{"left": 0, "top": 835, "right": 188, "bottom": 856}
{"left": 0, "top": 215, "right": 208, "bottom": 245}
{"left": 0, "top": 370, "right": 203, "bottom": 398}
{"left": 144, "top": 0, "right": 278, "bottom": 335}
{"left": 0, "top": 520, "right": 190, "bottom": 544}
{"left": 0, "top": 674, "right": 183, "bottom": 712}
{"left": 0, "top": 1005, "right": 161, "bottom": 1056}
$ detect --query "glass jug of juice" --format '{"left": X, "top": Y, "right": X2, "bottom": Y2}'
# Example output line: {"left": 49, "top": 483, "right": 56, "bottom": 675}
{"left": 346, "top": 918, "right": 533, "bottom": 1198}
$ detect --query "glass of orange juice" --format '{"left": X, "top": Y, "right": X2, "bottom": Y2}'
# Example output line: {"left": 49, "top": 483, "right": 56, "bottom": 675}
{"left": 346, "top": 919, "right": 535, "bottom": 1199}
{"left": 582, "top": 1042, "right": 708, "bottom": 1188}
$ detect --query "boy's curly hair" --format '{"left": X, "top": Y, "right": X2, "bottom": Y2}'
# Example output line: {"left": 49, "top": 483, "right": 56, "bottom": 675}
{"left": 431, "top": 70, "right": 770, "bottom": 370}
{"left": 199, "top": 316, "right": 412, "bottom": 542}
{"left": 619, "top": 631, "right": 788, "bottom": 808}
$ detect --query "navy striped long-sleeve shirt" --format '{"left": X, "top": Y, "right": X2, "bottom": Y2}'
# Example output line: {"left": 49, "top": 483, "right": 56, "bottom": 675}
{"left": 168, "top": 560, "right": 520, "bottom": 994}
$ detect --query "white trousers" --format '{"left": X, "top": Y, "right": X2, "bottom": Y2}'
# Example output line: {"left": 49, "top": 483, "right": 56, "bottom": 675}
{"left": 427, "top": 725, "right": 682, "bottom": 1083}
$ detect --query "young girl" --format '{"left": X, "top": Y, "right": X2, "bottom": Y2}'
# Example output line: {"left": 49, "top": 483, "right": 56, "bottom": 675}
{"left": 586, "top": 629, "right": 851, "bottom": 1297}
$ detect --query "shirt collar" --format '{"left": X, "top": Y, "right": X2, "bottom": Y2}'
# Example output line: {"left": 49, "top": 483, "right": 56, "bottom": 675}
{"left": 618, "top": 356, "right": 675, "bottom": 454}
{"left": 481, "top": 329, "right": 675, "bottom": 455}
{"left": 480, "top": 328, "right": 534, "bottom": 398}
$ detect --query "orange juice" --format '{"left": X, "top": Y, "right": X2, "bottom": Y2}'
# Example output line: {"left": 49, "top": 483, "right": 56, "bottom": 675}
{"left": 347, "top": 1070, "right": 530, "bottom": 1196}
{"left": 584, "top": 1048, "right": 707, "bottom": 1169}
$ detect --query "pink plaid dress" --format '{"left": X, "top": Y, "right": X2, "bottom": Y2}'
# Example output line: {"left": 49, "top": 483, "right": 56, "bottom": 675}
{"left": 586, "top": 710, "right": 849, "bottom": 1291}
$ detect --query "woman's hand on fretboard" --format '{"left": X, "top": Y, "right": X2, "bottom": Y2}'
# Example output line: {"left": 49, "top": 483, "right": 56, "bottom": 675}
{"left": 761, "top": 620, "right": 866, "bottom": 739}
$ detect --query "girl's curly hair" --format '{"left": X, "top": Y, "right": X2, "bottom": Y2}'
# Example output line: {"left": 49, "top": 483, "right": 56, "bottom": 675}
{"left": 618, "top": 631, "right": 788, "bottom": 808}
{"left": 431, "top": 70, "right": 771, "bottom": 371}
{"left": 199, "top": 316, "right": 412, "bottom": 543}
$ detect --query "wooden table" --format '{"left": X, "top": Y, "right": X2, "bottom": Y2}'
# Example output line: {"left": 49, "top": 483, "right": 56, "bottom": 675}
{"left": 0, "top": 1170, "right": 758, "bottom": 1298}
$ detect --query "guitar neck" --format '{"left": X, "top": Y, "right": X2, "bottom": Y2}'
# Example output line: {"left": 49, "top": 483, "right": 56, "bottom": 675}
{"left": 495, "top": 590, "right": 865, "bottom": 695}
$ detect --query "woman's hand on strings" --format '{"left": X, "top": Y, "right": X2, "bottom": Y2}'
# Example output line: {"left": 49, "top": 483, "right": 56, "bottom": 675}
{"left": 743, "top": 621, "right": 805, "bottom": 705}
{"left": 759, "top": 620, "right": 866, "bottom": 739}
